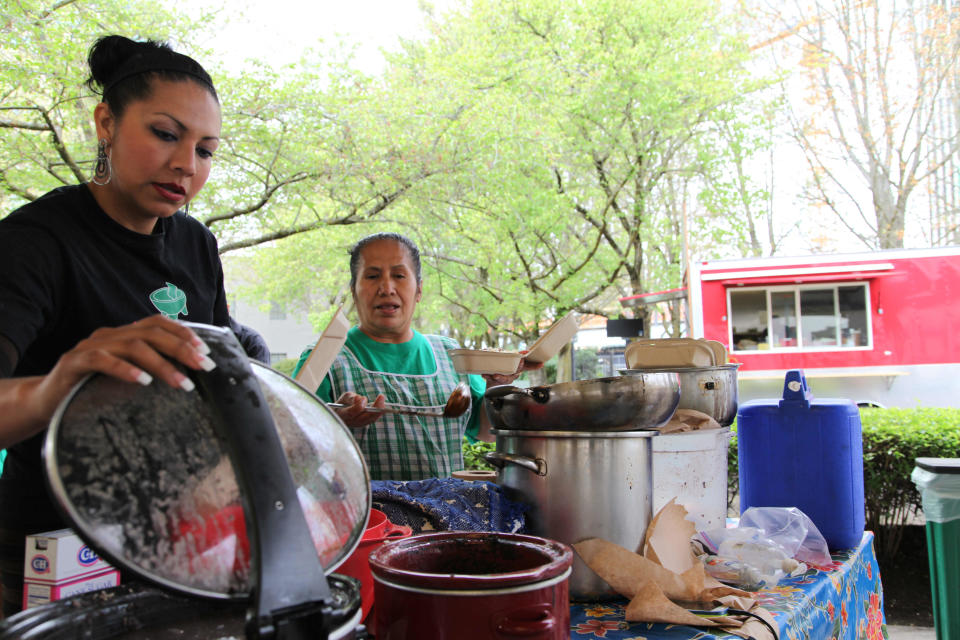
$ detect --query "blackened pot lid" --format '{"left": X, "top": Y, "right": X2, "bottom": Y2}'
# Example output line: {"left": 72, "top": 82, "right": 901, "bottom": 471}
{"left": 0, "top": 577, "right": 362, "bottom": 640}
{"left": 43, "top": 329, "right": 370, "bottom": 601}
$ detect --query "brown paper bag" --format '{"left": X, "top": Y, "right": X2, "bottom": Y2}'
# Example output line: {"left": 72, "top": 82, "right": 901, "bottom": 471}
{"left": 572, "top": 498, "right": 776, "bottom": 639}
{"left": 658, "top": 408, "right": 722, "bottom": 434}
{"left": 573, "top": 538, "right": 693, "bottom": 601}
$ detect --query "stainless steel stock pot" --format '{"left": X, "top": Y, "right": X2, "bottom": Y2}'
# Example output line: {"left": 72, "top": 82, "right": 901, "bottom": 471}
{"left": 486, "top": 428, "right": 656, "bottom": 601}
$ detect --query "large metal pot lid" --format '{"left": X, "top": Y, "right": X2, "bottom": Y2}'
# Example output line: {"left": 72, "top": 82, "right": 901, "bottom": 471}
{"left": 43, "top": 325, "right": 370, "bottom": 601}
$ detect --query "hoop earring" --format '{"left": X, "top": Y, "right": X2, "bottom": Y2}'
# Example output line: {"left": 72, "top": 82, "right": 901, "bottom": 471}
{"left": 91, "top": 139, "right": 112, "bottom": 186}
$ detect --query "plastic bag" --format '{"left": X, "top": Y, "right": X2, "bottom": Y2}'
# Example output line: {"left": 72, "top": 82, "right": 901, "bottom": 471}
{"left": 695, "top": 525, "right": 802, "bottom": 590}
{"left": 739, "top": 506, "right": 833, "bottom": 567}
{"left": 911, "top": 466, "right": 960, "bottom": 524}
{"left": 693, "top": 506, "right": 831, "bottom": 590}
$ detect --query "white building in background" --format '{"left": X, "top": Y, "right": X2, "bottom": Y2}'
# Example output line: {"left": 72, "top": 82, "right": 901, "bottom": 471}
{"left": 229, "top": 297, "right": 317, "bottom": 366}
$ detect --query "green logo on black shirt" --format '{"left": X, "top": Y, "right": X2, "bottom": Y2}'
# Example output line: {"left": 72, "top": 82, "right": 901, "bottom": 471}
{"left": 149, "top": 283, "right": 189, "bottom": 319}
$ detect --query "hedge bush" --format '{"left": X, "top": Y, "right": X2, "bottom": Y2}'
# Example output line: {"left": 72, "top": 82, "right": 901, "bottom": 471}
{"left": 463, "top": 440, "right": 496, "bottom": 471}
{"left": 859, "top": 408, "right": 960, "bottom": 559}
{"left": 728, "top": 407, "right": 960, "bottom": 563}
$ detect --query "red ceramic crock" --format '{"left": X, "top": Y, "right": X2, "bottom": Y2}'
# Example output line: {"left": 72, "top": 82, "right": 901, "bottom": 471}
{"left": 336, "top": 508, "right": 412, "bottom": 624}
{"left": 369, "top": 531, "right": 572, "bottom": 640}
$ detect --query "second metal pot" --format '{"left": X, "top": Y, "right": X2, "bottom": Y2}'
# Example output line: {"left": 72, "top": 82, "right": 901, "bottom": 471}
{"left": 486, "top": 429, "right": 656, "bottom": 601}
{"left": 621, "top": 364, "right": 739, "bottom": 426}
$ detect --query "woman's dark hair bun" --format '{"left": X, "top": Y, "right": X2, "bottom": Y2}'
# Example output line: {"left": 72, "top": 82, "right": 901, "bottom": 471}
{"left": 85, "top": 35, "right": 173, "bottom": 94}
{"left": 83, "top": 35, "right": 216, "bottom": 116}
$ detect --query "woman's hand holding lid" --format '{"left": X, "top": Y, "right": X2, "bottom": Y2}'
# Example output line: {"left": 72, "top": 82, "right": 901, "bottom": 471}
{"left": 3, "top": 315, "right": 216, "bottom": 448}
{"left": 40, "top": 315, "right": 212, "bottom": 406}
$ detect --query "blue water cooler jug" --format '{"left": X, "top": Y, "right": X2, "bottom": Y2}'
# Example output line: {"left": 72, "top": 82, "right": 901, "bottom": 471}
{"left": 737, "top": 369, "right": 865, "bottom": 550}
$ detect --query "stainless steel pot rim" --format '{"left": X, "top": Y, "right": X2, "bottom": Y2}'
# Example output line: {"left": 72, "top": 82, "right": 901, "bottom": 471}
{"left": 620, "top": 363, "right": 740, "bottom": 373}
{"left": 491, "top": 428, "right": 659, "bottom": 438}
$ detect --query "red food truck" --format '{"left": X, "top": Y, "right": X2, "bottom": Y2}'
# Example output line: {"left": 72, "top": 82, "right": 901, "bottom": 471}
{"left": 683, "top": 246, "right": 960, "bottom": 408}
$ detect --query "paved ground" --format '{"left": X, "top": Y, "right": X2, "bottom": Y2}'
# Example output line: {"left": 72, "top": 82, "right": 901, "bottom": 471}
{"left": 888, "top": 625, "right": 935, "bottom": 639}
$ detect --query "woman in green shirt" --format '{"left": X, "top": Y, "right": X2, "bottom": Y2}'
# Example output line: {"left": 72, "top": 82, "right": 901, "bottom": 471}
{"left": 293, "top": 233, "right": 536, "bottom": 481}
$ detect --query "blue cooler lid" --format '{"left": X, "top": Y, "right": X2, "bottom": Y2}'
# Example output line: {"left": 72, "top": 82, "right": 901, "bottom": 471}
{"left": 737, "top": 369, "right": 859, "bottom": 416}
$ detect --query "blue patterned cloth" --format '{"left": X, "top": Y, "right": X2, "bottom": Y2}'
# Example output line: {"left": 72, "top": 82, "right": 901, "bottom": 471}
{"left": 569, "top": 532, "right": 885, "bottom": 640}
{"left": 371, "top": 477, "right": 528, "bottom": 533}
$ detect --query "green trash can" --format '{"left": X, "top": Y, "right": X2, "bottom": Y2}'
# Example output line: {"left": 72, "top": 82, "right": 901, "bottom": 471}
{"left": 912, "top": 458, "right": 960, "bottom": 640}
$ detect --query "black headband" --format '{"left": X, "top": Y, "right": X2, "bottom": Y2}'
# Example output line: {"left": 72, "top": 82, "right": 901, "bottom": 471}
{"left": 102, "top": 50, "right": 215, "bottom": 98}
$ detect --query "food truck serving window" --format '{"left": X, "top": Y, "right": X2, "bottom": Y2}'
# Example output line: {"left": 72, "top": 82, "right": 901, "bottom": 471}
{"left": 729, "top": 282, "right": 871, "bottom": 352}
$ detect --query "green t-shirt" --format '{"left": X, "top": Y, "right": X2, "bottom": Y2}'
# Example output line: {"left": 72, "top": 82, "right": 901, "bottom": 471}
{"left": 293, "top": 327, "right": 486, "bottom": 441}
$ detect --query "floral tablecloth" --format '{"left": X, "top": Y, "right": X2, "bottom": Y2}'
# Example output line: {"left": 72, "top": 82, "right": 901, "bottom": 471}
{"left": 569, "top": 532, "right": 886, "bottom": 640}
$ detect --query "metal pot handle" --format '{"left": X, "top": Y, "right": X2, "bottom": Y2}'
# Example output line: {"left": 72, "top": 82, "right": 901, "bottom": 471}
{"left": 699, "top": 376, "right": 723, "bottom": 391}
{"left": 483, "top": 385, "right": 551, "bottom": 403}
{"left": 484, "top": 451, "right": 548, "bottom": 476}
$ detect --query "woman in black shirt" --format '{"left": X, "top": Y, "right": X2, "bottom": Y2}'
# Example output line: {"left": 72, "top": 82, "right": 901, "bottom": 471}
{"left": 0, "top": 34, "right": 230, "bottom": 617}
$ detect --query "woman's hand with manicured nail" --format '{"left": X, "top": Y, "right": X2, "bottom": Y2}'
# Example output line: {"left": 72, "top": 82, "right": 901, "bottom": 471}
{"left": 23, "top": 316, "right": 223, "bottom": 431}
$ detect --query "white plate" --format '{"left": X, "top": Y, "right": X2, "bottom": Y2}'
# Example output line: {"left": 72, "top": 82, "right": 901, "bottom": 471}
{"left": 449, "top": 349, "right": 523, "bottom": 375}
{"left": 525, "top": 312, "right": 579, "bottom": 364}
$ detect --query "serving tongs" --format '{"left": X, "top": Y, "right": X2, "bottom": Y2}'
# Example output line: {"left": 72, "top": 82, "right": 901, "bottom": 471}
{"left": 327, "top": 382, "right": 471, "bottom": 419}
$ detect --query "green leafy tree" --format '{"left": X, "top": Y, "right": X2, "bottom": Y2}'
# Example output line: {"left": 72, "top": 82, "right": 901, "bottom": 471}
{"left": 0, "top": 1, "right": 442, "bottom": 251}
{"left": 0, "top": 1, "right": 211, "bottom": 204}
{"left": 245, "top": 0, "right": 770, "bottom": 357}
{"left": 386, "top": 0, "right": 764, "bottom": 343}
{"left": 4, "top": 0, "right": 773, "bottom": 355}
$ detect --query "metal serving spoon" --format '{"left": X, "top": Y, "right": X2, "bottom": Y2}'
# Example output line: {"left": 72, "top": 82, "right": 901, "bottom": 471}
{"left": 328, "top": 382, "right": 471, "bottom": 419}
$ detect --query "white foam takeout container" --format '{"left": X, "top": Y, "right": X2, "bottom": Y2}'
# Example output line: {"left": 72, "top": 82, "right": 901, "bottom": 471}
{"left": 624, "top": 338, "right": 721, "bottom": 369}
{"left": 450, "top": 312, "right": 579, "bottom": 375}
{"left": 449, "top": 349, "right": 523, "bottom": 375}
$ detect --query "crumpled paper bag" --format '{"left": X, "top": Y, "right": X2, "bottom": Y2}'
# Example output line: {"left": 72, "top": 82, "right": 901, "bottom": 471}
{"left": 573, "top": 500, "right": 779, "bottom": 640}
{"left": 658, "top": 408, "right": 722, "bottom": 434}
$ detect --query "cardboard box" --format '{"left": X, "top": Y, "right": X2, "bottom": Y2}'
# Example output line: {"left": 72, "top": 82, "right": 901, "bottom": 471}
{"left": 23, "top": 569, "right": 120, "bottom": 609}
{"left": 24, "top": 528, "right": 112, "bottom": 581}
{"left": 23, "top": 528, "right": 119, "bottom": 609}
